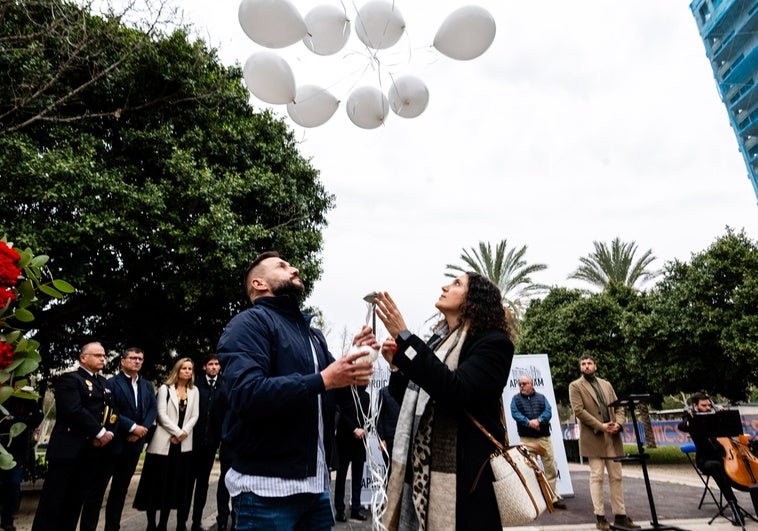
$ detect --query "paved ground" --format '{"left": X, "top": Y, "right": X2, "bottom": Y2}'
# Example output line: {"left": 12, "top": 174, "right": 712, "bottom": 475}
{"left": 12, "top": 461, "right": 758, "bottom": 530}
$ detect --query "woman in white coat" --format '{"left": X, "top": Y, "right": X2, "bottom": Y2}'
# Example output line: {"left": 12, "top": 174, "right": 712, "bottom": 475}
{"left": 134, "top": 357, "right": 200, "bottom": 531}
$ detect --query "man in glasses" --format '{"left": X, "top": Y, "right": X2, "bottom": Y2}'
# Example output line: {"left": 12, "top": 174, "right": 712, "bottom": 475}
{"left": 510, "top": 375, "right": 566, "bottom": 510}
{"left": 32, "top": 342, "right": 118, "bottom": 531}
{"left": 81, "top": 347, "right": 158, "bottom": 531}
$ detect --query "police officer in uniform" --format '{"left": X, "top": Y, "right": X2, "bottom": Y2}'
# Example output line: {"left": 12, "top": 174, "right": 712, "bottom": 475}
{"left": 31, "top": 342, "right": 118, "bottom": 531}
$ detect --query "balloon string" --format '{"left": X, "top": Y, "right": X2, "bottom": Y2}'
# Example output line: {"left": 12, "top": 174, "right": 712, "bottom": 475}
{"left": 351, "top": 377, "right": 389, "bottom": 531}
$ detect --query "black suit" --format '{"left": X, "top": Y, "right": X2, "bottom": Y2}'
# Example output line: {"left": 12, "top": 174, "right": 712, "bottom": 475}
{"left": 189, "top": 375, "right": 230, "bottom": 529}
{"left": 334, "top": 385, "right": 370, "bottom": 515}
{"left": 81, "top": 372, "right": 157, "bottom": 531}
{"left": 32, "top": 368, "right": 116, "bottom": 531}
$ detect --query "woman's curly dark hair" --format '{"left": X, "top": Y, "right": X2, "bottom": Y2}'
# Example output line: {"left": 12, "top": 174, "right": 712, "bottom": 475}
{"left": 459, "top": 272, "right": 514, "bottom": 340}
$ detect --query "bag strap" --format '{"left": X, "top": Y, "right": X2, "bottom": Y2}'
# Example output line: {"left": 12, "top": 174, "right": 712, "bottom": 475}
{"left": 465, "top": 410, "right": 506, "bottom": 453}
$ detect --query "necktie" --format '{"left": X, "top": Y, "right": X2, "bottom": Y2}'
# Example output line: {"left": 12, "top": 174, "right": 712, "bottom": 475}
{"left": 209, "top": 378, "right": 216, "bottom": 389}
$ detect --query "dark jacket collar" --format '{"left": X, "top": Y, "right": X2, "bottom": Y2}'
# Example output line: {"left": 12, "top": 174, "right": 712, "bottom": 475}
{"left": 254, "top": 294, "right": 311, "bottom": 322}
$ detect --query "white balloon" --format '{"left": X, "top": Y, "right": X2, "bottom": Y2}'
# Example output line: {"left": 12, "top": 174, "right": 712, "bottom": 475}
{"left": 238, "top": 0, "right": 307, "bottom": 48}
{"left": 355, "top": 0, "right": 405, "bottom": 50}
{"left": 346, "top": 86, "right": 389, "bottom": 129}
{"left": 433, "top": 5, "right": 496, "bottom": 60}
{"left": 388, "top": 75, "right": 429, "bottom": 118}
{"left": 242, "top": 52, "right": 296, "bottom": 105}
{"left": 303, "top": 5, "right": 351, "bottom": 56}
{"left": 287, "top": 85, "right": 339, "bottom": 127}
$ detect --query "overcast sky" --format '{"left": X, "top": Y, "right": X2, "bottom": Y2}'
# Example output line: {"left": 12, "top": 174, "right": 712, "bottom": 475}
{"left": 178, "top": 0, "right": 758, "bottom": 352}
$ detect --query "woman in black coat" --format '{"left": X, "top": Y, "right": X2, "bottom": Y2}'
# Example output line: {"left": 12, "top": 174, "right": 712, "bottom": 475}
{"left": 374, "top": 272, "right": 515, "bottom": 531}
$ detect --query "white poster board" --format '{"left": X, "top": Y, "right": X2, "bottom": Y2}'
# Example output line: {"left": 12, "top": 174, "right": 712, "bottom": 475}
{"left": 502, "top": 354, "right": 574, "bottom": 497}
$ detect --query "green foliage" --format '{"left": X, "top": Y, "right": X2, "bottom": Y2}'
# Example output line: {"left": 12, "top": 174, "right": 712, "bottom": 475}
{"left": 0, "top": 0, "right": 334, "bottom": 378}
{"left": 517, "top": 287, "right": 652, "bottom": 401}
{"left": 0, "top": 239, "right": 73, "bottom": 469}
{"left": 635, "top": 228, "right": 758, "bottom": 401}
{"left": 622, "top": 445, "right": 689, "bottom": 464}
{"left": 520, "top": 228, "right": 758, "bottom": 405}
{"left": 569, "top": 237, "right": 657, "bottom": 291}
{"left": 445, "top": 239, "right": 548, "bottom": 319}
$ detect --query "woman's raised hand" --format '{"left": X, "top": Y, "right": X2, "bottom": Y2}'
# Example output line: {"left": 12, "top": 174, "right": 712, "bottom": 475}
{"left": 374, "top": 291, "right": 407, "bottom": 338}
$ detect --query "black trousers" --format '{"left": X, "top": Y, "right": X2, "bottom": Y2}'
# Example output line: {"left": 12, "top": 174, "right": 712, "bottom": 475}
{"left": 190, "top": 444, "right": 218, "bottom": 525}
{"left": 701, "top": 459, "right": 738, "bottom": 502}
{"left": 81, "top": 447, "right": 141, "bottom": 531}
{"left": 31, "top": 450, "right": 102, "bottom": 531}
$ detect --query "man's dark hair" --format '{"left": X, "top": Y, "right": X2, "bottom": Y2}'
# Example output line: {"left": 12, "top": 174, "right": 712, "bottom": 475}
{"left": 690, "top": 391, "right": 710, "bottom": 406}
{"left": 204, "top": 353, "right": 219, "bottom": 366}
{"left": 122, "top": 347, "right": 144, "bottom": 359}
{"left": 580, "top": 354, "right": 595, "bottom": 362}
{"left": 243, "top": 251, "right": 281, "bottom": 290}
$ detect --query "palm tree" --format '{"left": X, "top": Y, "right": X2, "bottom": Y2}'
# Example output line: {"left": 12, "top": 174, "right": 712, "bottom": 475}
{"left": 569, "top": 237, "right": 657, "bottom": 291}
{"left": 445, "top": 239, "right": 548, "bottom": 319}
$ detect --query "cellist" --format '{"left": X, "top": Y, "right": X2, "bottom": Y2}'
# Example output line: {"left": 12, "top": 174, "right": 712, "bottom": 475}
{"left": 678, "top": 392, "right": 744, "bottom": 527}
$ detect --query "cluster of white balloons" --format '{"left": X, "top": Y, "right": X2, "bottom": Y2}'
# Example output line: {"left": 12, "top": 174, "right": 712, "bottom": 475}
{"left": 239, "top": 0, "right": 496, "bottom": 129}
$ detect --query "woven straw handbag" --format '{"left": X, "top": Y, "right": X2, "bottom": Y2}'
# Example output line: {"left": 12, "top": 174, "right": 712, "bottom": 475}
{"left": 467, "top": 412, "right": 555, "bottom": 526}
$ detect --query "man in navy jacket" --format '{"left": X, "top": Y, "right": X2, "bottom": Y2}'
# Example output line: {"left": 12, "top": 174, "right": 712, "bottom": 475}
{"left": 81, "top": 347, "right": 157, "bottom": 531}
{"left": 217, "top": 251, "right": 378, "bottom": 530}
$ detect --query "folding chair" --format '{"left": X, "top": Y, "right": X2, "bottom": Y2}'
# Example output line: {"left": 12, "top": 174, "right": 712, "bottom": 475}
{"left": 680, "top": 442, "right": 724, "bottom": 511}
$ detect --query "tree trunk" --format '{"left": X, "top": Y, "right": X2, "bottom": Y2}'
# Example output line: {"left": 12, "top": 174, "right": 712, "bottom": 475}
{"left": 639, "top": 402, "right": 657, "bottom": 448}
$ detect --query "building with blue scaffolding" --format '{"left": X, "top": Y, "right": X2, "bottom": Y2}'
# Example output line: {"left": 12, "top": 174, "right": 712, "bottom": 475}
{"left": 690, "top": 0, "right": 758, "bottom": 201}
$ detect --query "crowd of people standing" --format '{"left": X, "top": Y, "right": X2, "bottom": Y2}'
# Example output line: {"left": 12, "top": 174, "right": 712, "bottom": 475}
{"left": 29, "top": 346, "right": 233, "bottom": 531}
{"left": 18, "top": 249, "right": 683, "bottom": 531}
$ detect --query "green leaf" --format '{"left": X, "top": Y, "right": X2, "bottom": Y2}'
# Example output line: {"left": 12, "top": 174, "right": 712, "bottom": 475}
{"left": 17, "top": 279, "right": 34, "bottom": 300}
{"left": 29, "top": 255, "right": 49, "bottom": 268}
{"left": 1, "top": 331, "right": 20, "bottom": 345}
{"left": 38, "top": 285, "right": 63, "bottom": 299}
{"left": 0, "top": 386, "right": 13, "bottom": 404}
{"left": 0, "top": 450, "right": 15, "bottom": 471}
{"left": 52, "top": 279, "right": 76, "bottom": 293}
{"left": 8, "top": 422, "right": 26, "bottom": 439}
{"left": 11, "top": 308, "right": 34, "bottom": 322}
{"left": 11, "top": 359, "right": 39, "bottom": 377}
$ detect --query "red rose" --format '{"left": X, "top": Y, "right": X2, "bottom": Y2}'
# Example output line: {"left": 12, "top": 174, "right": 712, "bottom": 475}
{"left": 0, "top": 243, "right": 21, "bottom": 287}
{"left": 0, "top": 341, "right": 13, "bottom": 370}
{"left": 0, "top": 287, "right": 15, "bottom": 308}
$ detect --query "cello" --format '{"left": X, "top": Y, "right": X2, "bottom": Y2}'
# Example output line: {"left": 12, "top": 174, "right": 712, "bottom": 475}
{"left": 717, "top": 434, "right": 758, "bottom": 491}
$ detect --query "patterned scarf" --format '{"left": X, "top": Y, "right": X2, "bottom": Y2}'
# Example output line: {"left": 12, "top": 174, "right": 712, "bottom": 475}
{"left": 382, "top": 325, "right": 466, "bottom": 531}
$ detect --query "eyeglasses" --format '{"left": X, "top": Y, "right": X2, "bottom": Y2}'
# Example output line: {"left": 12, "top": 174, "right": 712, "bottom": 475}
{"left": 518, "top": 382, "right": 531, "bottom": 386}
{"left": 126, "top": 357, "right": 143, "bottom": 362}
{"left": 88, "top": 354, "right": 106, "bottom": 358}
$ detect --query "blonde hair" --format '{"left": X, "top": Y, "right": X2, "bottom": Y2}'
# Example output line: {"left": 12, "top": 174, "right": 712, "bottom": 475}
{"left": 164, "top": 357, "right": 195, "bottom": 388}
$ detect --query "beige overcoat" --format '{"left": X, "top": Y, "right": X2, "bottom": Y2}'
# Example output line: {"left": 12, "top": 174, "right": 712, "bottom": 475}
{"left": 568, "top": 375, "right": 625, "bottom": 458}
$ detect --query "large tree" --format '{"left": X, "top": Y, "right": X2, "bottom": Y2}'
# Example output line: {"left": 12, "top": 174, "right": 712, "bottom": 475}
{"left": 569, "top": 237, "right": 657, "bottom": 291}
{"left": 0, "top": 0, "right": 334, "bottom": 380}
{"left": 632, "top": 228, "right": 758, "bottom": 402}
{"left": 518, "top": 285, "right": 659, "bottom": 445}
{"left": 445, "top": 239, "right": 548, "bottom": 319}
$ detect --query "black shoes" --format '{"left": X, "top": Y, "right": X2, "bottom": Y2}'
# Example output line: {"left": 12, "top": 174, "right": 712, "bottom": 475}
{"left": 350, "top": 509, "right": 368, "bottom": 521}
{"left": 552, "top": 499, "right": 567, "bottom": 509}
{"left": 335, "top": 511, "right": 347, "bottom": 522}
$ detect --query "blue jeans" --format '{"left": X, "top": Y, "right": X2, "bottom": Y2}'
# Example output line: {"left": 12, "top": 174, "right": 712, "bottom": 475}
{"left": 233, "top": 490, "right": 334, "bottom": 531}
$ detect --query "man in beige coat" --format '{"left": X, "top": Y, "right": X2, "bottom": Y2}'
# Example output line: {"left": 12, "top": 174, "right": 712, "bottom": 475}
{"left": 568, "top": 355, "right": 640, "bottom": 531}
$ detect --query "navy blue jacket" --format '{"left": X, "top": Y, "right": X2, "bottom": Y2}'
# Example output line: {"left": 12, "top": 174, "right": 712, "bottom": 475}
{"left": 510, "top": 391, "right": 551, "bottom": 438}
{"left": 217, "top": 294, "right": 336, "bottom": 479}
{"left": 107, "top": 371, "right": 158, "bottom": 455}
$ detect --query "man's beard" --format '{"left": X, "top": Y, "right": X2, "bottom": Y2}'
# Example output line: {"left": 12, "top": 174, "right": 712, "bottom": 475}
{"left": 271, "top": 278, "right": 305, "bottom": 300}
